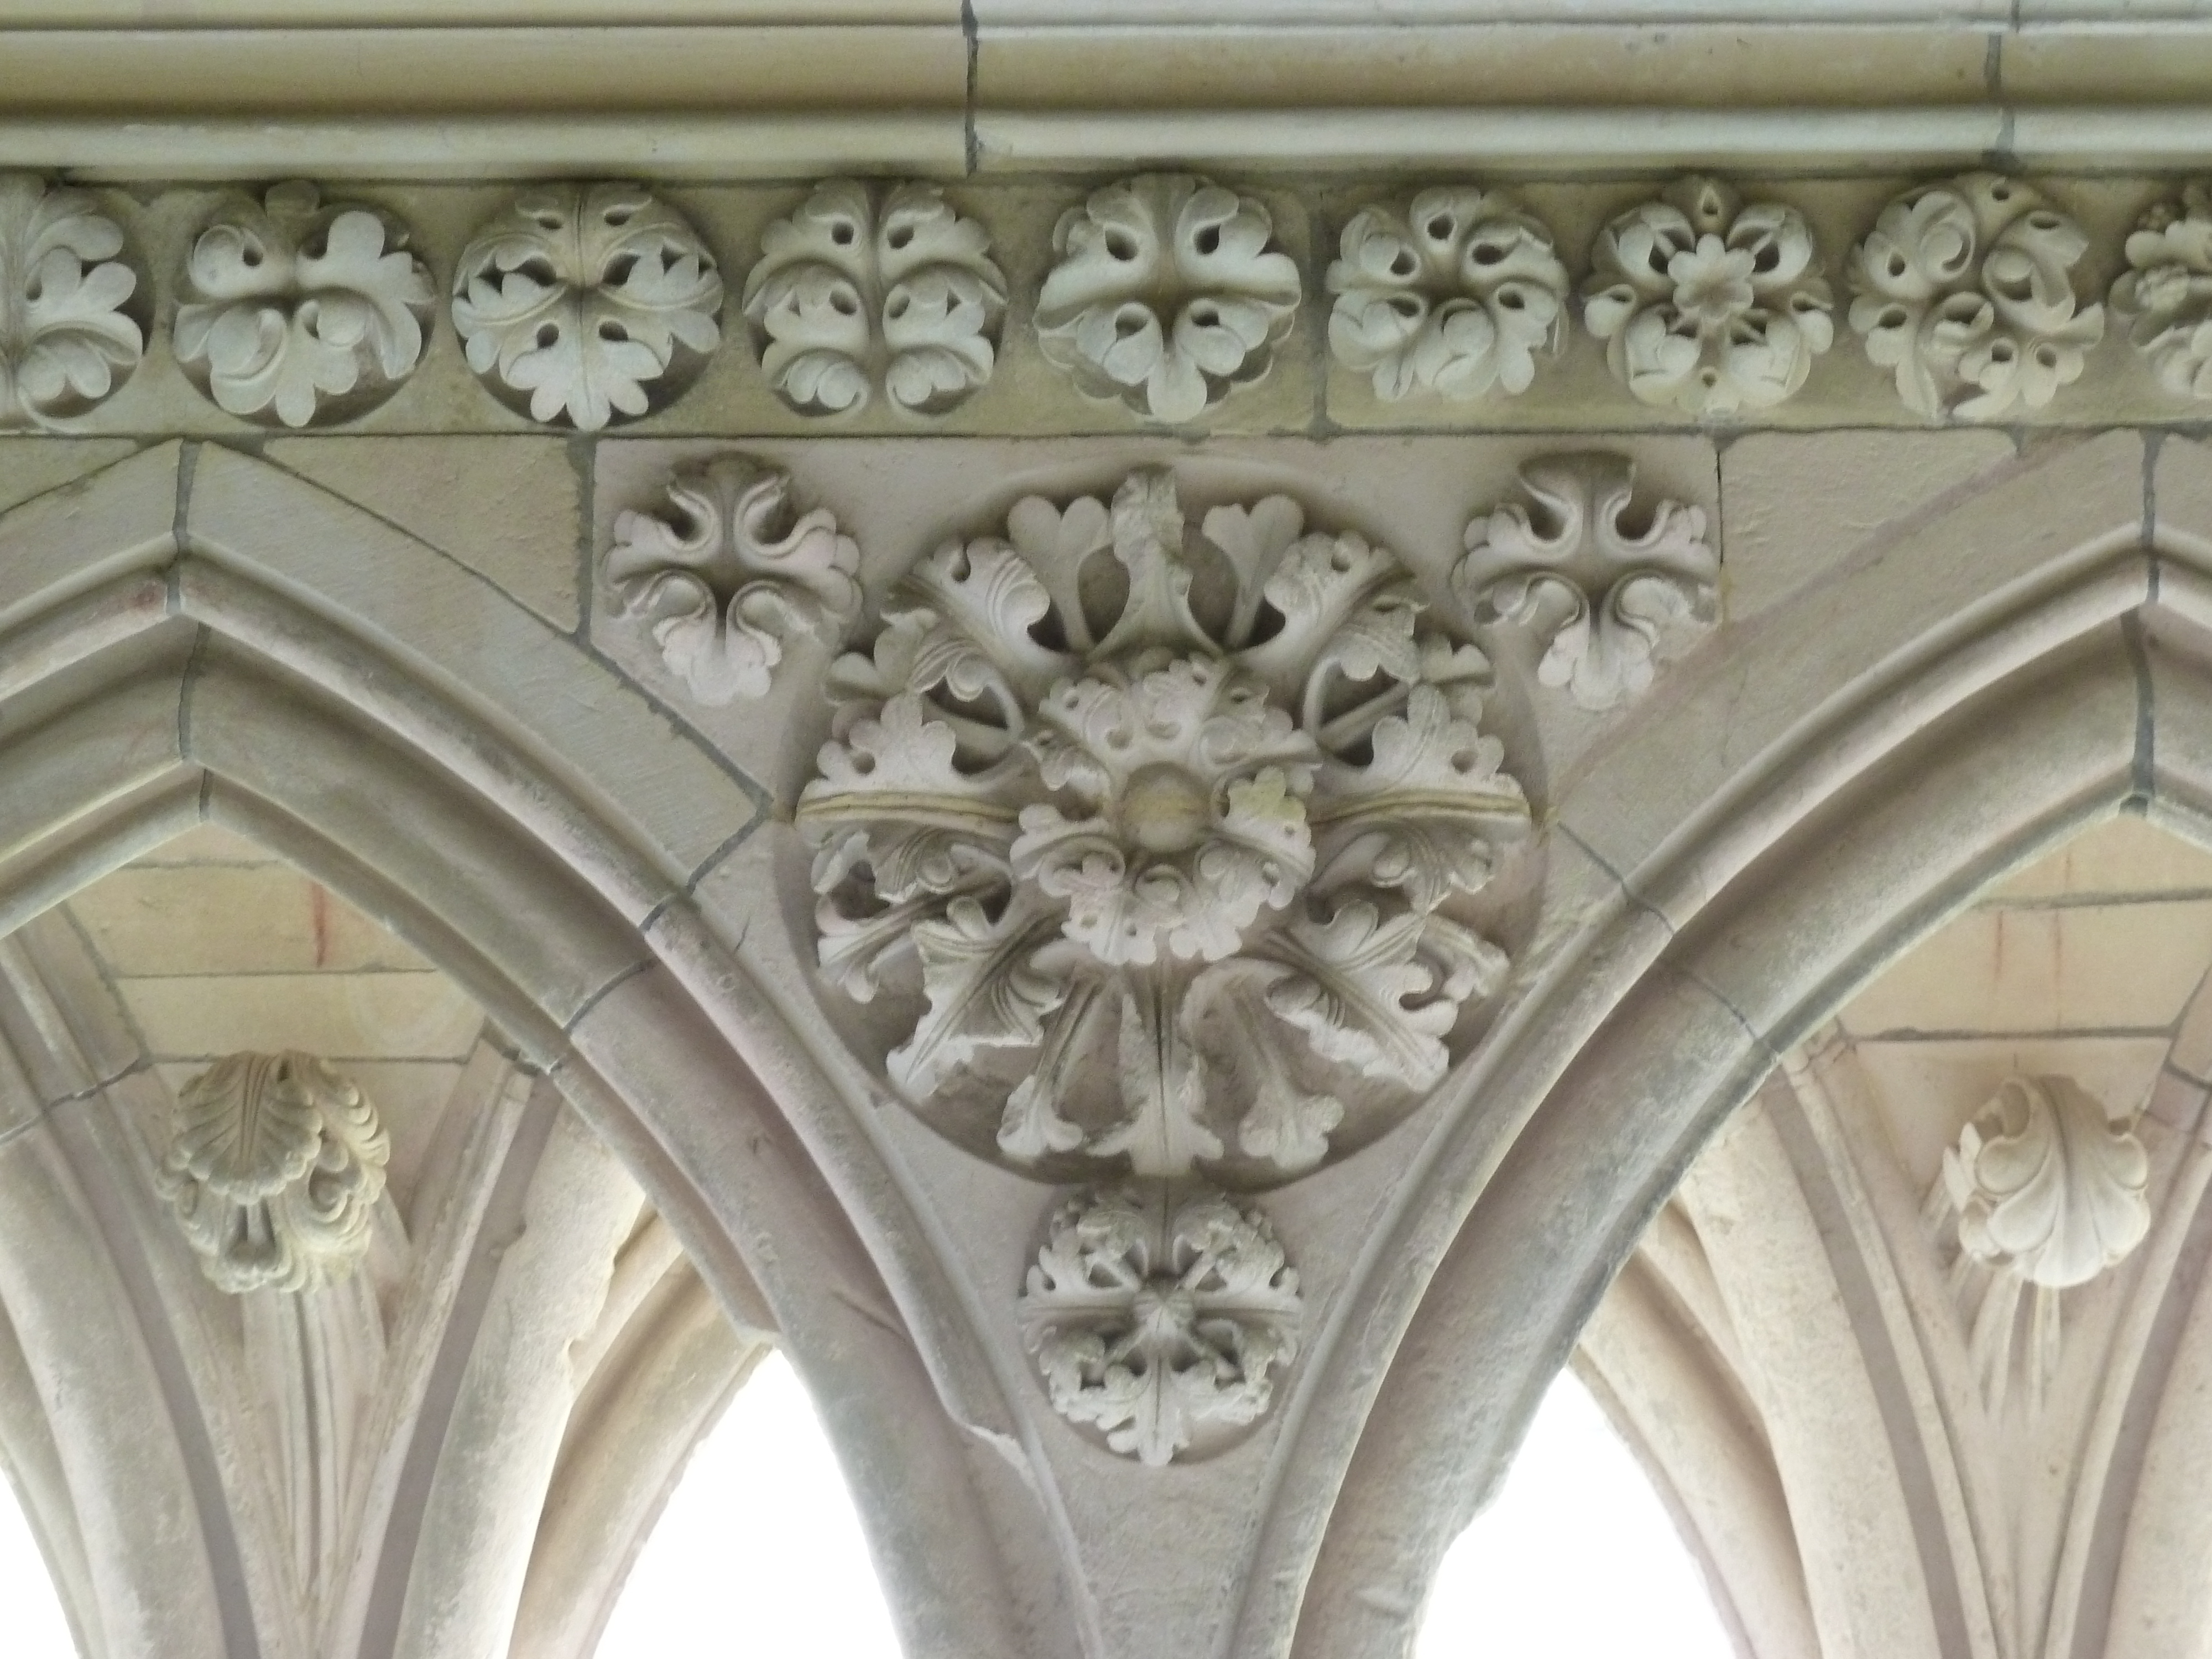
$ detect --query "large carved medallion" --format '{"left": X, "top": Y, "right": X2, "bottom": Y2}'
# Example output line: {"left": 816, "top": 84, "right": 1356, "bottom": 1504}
{"left": 796, "top": 468, "right": 1530, "bottom": 1184}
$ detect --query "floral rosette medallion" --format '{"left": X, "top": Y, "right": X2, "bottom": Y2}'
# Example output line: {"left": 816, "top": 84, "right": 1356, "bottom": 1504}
{"left": 796, "top": 468, "right": 1531, "bottom": 1184}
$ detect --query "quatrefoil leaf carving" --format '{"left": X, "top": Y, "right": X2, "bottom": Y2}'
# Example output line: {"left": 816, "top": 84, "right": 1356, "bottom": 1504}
{"left": 452, "top": 182, "right": 723, "bottom": 431}
{"left": 159, "top": 1052, "right": 390, "bottom": 1296}
{"left": 1019, "top": 1183, "right": 1301, "bottom": 1465}
{"left": 606, "top": 454, "right": 861, "bottom": 705}
{"left": 1458, "top": 454, "right": 1717, "bottom": 713}
{"left": 1582, "top": 175, "right": 1835, "bottom": 415}
{"left": 1326, "top": 186, "right": 1569, "bottom": 402}
{"left": 176, "top": 181, "right": 434, "bottom": 428}
{"left": 797, "top": 467, "right": 1528, "bottom": 1185}
{"left": 2113, "top": 182, "right": 2212, "bottom": 401}
{"left": 1848, "top": 173, "right": 2105, "bottom": 421}
{"left": 743, "top": 179, "right": 1006, "bottom": 418}
{"left": 1035, "top": 174, "right": 1302, "bottom": 422}
{"left": 0, "top": 173, "right": 142, "bottom": 431}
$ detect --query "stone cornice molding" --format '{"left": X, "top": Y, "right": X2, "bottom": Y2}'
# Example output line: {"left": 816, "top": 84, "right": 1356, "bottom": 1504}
{"left": 13, "top": 9, "right": 2212, "bottom": 176}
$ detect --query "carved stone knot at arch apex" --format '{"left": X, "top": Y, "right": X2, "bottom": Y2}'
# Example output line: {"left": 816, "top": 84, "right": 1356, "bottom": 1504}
{"left": 159, "top": 1051, "right": 391, "bottom": 1296}
{"left": 795, "top": 466, "right": 1531, "bottom": 1188}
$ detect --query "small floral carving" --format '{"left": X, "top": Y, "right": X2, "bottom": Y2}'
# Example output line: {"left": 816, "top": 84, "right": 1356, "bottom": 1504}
{"left": 0, "top": 173, "right": 141, "bottom": 431}
{"left": 1018, "top": 1183, "right": 1301, "bottom": 1465}
{"left": 159, "top": 1052, "right": 390, "bottom": 1295}
{"left": 1035, "top": 174, "right": 1302, "bottom": 422}
{"left": 1326, "top": 186, "right": 1568, "bottom": 402}
{"left": 1934, "top": 1075, "right": 2150, "bottom": 1415}
{"left": 1848, "top": 173, "right": 2105, "bottom": 421}
{"left": 742, "top": 180, "right": 1006, "bottom": 418}
{"left": 1582, "top": 176, "right": 1834, "bottom": 415}
{"left": 797, "top": 468, "right": 1527, "bottom": 1184}
{"left": 175, "top": 181, "right": 434, "bottom": 428}
{"left": 605, "top": 454, "right": 860, "bottom": 705}
{"left": 451, "top": 182, "right": 723, "bottom": 431}
{"left": 1458, "top": 454, "right": 1717, "bottom": 712}
{"left": 2112, "top": 183, "right": 2212, "bottom": 400}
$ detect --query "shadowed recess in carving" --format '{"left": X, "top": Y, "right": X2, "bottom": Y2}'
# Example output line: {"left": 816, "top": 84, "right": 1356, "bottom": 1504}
{"left": 595, "top": 1351, "right": 898, "bottom": 1659}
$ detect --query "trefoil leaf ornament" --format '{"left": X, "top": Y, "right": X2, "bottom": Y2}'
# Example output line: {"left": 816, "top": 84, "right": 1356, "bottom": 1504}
{"left": 1458, "top": 454, "right": 1717, "bottom": 713}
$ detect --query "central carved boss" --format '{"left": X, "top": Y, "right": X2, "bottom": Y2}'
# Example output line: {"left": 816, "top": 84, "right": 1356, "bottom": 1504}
{"left": 797, "top": 468, "right": 1530, "bottom": 1182}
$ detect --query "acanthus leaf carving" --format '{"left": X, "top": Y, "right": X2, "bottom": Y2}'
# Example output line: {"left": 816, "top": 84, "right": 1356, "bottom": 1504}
{"left": 1326, "top": 186, "right": 1569, "bottom": 402}
{"left": 1035, "top": 173, "right": 1302, "bottom": 422}
{"left": 451, "top": 182, "right": 723, "bottom": 431}
{"left": 742, "top": 179, "right": 1006, "bottom": 418}
{"left": 0, "top": 172, "right": 142, "bottom": 431}
{"left": 2113, "top": 181, "right": 2212, "bottom": 400}
{"left": 158, "top": 1051, "right": 391, "bottom": 1295}
{"left": 1582, "top": 175, "right": 1834, "bottom": 415}
{"left": 605, "top": 453, "right": 861, "bottom": 705}
{"left": 1457, "top": 453, "right": 1717, "bottom": 712}
{"left": 1848, "top": 172, "right": 2105, "bottom": 420}
{"left": 1930, "top": 1074, "right": 2151, "bottom": 1416}
{"left": 797, "top": 467, "right": 1529, "bottom": 1186}
{"left": 175, "top": 180, "right": 434, "bottom": 428}
{"left": 1018, "top": 1183, "right": 1301, "bottom": 1465}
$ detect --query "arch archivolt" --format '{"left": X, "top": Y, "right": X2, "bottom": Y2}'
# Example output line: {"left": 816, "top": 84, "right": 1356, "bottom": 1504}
{"left": 2, "top": 426, "right": 2211, "bottom": 1659}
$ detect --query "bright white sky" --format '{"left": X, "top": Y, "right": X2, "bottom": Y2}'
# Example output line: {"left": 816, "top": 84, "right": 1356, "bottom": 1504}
{"left": 0, "top": 1349, "right": 1734, "bottom": 1659}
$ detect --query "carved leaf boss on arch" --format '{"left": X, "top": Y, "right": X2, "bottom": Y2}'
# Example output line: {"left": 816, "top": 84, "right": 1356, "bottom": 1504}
{"left": 796, "top": 467, "right": 1530, "bottom": 1186}
{"left": 0, "top": 171, "right": 141, "bottom": 431}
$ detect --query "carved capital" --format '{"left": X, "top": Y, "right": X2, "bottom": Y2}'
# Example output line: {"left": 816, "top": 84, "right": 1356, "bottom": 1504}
{"left": 159, "top": 1052, "right": 390, "bottom": 1295}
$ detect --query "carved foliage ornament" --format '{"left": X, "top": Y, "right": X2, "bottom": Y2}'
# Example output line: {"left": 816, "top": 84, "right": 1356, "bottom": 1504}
{"left": 160, "top": 1052, "right": 390, "bottom": 1295}
{"left": 1326, "top": 186, "right": 1569, "bottom": 403}
{"left": 797, "top": 468, "right": 1528, "bottom": 1185}
{"left": 0, "top": 173, "right": 141, "bottom": 431}
{"left": 606, "top": 454, "right": 861, "bottom": 705}
{"left": 1019, "top": 1183, "right": 1300, "bottom": 1464}
{"left": 1036, "top": 174, "right": 1302, "bottom": 422}
{"left": 743, "top": 180, "right": 1006, "bottom": 418}
{"left": 1848, "top": 173, "right": 2105, "bottom": 421}
{"left": 1458, "top": 454, "right": 1717, "bottom": 712}
{"left": 2113, "top": 182, "right": 2212, "bottom": 401}
{"left": 176, "top": 181, "right": 434, "bottom": 429}
{"left": 1583, "top": 175, "right": 1834, "bottom": 415}
{"left": 452, "top": 182, "right": 723, "bottom": 431}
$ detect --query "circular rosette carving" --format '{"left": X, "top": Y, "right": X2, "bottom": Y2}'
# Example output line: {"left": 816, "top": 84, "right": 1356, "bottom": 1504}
{"left": 1035, "top": 174, "right": 1302, "bottom": 422}
{"left": 742, "top": 179, "right": 1006, "bottom": 418}
{"left": 1848, "top": 173, "right": 2105, "bottom": 421}
{"left": 158, "top": 1052, "right": 391, "bottom": 1295}
{"left": 1326, "top": 186, "right": 1568, "bottom": 402}
{"left": 605, "top": 453, "right": 861, "bottom": 705}
{"left": 0, "top": 173, "right": 142, "bottom": 431}
{"left": 1582, "top": 175, "right": 1834, "bottom": 415}
{"left": 1944, "top": 1076, "right": 2150, "bottom": 1293}
{"left": 176, "top": 181, "right": 434, "bottom": 429}
{"left": 1018, "top": 1183, "right": 1301, "bottom": 1465}
{"left": 796, "top": 468, "right": 1531, "bottom": 1186}
{"left": 451, "top": 182, "right": 723, "bottom": 431}
{"left": 2113, "top": 182, "right": 2212, "bottom": 400}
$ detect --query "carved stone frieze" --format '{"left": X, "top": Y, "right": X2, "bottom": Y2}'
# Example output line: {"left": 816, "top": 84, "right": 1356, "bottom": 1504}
{"left": 1018, "top": 1183, "right": 1301, "bottom": 1465}
{"left": 1848, "top": 173, "right": 2105, "bottom": 421}
{"left": 2114, "top": 182, "right": 2212, "bottom": 401}
{"left": 1582, "top": 175, "right": 1834, "bottom": 414}
{"left": 1934, "top": 1074, "right": 2151, "bottom": 1415}
{"left": 1325, "top": 186, "right": 1568, "bottom": 403}
{"left": 451, "top": 182, "right": 723, "bottom": 431}
{"left": 796, "top": 467, "right": 1528, "bottom": 1183}
{"left": 159, "top": 1052, "right": 392, "bottom": 1295}
{"left": 175, "top": 181, "right": 434, "bottom": 429}
{"left": 1035, "top": 174, "right": 1302, "bottom": 422}
{"left": 604, "top": 453, "right": 862, "bottom": 705}
{"left": 742, "top": 179, "right": 1006, "bottom": 418}
{"left": 1458, "top": 453, "right": 1717, "bottom": 712}
{"left": 0, "top": 172, "right": 142, "bottom": 431}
